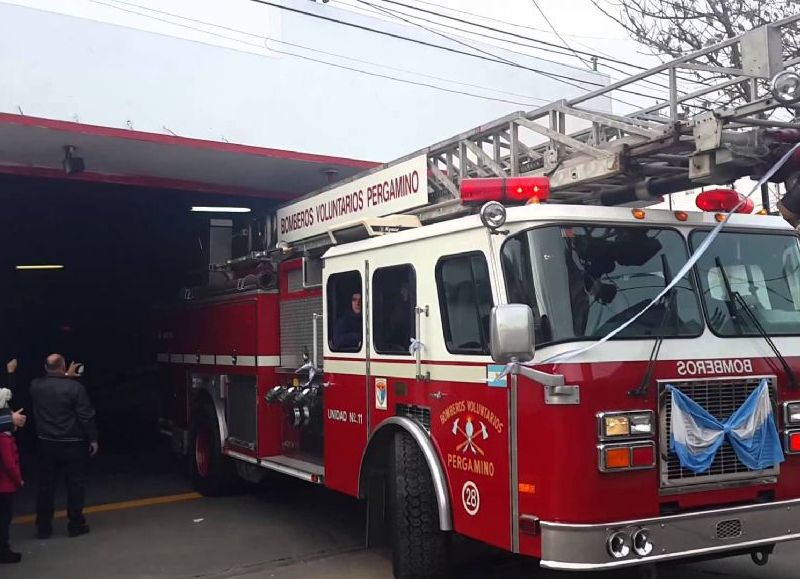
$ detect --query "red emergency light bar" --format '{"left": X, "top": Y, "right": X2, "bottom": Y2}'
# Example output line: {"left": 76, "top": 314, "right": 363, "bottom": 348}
{"left": 695, "top": 188, "right": 754, "bottom": 214}
{"left": 460, "top": 176, "right": 551, "bottom": 205}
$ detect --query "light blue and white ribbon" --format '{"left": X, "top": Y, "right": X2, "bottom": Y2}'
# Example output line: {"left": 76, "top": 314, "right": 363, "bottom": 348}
{"left": 409, "top": 338, "right": 425, "bottom": 356}
{"left": 669, "top": 379, "right": 784, "bottom": 473}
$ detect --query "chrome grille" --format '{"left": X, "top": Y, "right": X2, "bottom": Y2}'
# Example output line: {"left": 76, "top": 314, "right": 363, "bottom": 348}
{"left": 715, "top": 519, "right": 743, "bottom": 539}
{"left": 658, "top": 376, "right": 779, "bottom": 492}
{"left": 396, "top": 404, "right": 431, "bottom": 430}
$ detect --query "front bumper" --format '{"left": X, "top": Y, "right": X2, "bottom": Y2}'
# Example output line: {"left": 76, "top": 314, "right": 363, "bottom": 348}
{"left": 539, "top": 498, "right": 800, "bottom": 571}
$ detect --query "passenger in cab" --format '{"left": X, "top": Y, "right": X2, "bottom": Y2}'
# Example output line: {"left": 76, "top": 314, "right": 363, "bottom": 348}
{"left": 333, "top": 292, "right": 363, "bottom": 350}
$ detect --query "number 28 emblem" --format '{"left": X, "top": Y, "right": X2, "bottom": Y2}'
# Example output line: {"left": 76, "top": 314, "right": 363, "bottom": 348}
{"left": 461, "top": 481, "right": 480, "bottom": 516}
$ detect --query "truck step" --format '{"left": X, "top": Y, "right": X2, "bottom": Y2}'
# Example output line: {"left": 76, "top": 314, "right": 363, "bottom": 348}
{"left": 258, "top": 454, "right": 325, "bottom": 484}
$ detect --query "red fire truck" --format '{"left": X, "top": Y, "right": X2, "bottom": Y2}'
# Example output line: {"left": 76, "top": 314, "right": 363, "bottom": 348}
{"left": 157, "top": 18, "right": 800, "bottom": 578}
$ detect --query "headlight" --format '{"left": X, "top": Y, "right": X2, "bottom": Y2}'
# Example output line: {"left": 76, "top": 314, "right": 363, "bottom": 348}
{"left": 786, "top": 402, "right": 800, "bottom": 425}
{"left": 630, "top": 413, "right": 654, "bottom": 435}
{"left": 604, "top": 415, "right": 630, "bottom": 437}
{"left": 599, "top": 411, "right": 653, "bottom": 439}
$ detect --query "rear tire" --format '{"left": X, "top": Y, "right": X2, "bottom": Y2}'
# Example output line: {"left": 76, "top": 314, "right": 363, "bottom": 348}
{"left": 390, "top": 430, "right": 451, "bottom": 579}
{"left": 189, "top": 402, "right": 238, "bottom": 496}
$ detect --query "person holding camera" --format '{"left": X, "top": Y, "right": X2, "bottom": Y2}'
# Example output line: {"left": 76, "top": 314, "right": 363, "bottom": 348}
{"left": 30, "top": 354, "right": 98, "bottom": 539}
{"left": 0, "top": 360, "right": 25, "bottom": 434}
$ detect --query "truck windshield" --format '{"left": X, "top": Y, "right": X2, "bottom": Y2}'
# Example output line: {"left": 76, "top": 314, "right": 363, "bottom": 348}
{"left": 690, "top": 230, "right": 800, "bottom": 336}
{"left": 501, "top": 225, "right": 703, "bottom": 345}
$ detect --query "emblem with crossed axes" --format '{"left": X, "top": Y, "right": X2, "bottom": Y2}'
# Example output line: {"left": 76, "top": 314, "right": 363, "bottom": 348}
{"left": 452, "top": 416, "right": 489, "bottom": 456}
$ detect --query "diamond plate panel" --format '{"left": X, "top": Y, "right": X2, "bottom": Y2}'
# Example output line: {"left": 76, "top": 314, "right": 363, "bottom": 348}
{"left": 280, "top": 297, "right": 323, "bottom": 368}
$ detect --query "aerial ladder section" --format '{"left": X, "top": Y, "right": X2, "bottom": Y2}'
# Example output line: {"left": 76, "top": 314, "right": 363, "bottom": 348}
{"left": 269, "top": 14, "right": 800, "bottom": 254}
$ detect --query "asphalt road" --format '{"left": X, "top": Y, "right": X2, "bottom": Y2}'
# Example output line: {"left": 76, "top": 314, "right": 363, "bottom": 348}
{"left": 4, "top": 442, "right": 798, "bottom": 578}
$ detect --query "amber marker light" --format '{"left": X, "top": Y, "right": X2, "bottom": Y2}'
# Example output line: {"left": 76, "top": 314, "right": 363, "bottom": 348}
{"left": 604, "top": 447, "right": 631, "bottom": 469}
{"left": 631, "top": 208, "right": 646, "bottom": 220}
{"left": 674, "top": 211, "right": 689, "bottom": 222}
{"left": 714, "top": 213, "right": 727, "bottom": 223}
{"left": 518, "top": 483, "right": 536, "bottom": 494}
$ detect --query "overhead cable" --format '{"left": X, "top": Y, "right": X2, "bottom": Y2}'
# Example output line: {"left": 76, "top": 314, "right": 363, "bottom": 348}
{"left": 91, "top": 0, "right": 545, "bottom": 106}
{"left": 529, "top": 0, "right": 593, "bottom": 69}
{"left": 338, "top": 0, "right": 687, "bottom": 100}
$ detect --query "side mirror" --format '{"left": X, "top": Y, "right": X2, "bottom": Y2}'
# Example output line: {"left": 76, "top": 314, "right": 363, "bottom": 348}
{"left": 490, "top": 304, "right": 535, "bottom": 364}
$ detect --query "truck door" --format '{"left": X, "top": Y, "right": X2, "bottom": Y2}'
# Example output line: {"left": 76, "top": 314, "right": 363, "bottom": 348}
{"left": 322, "top": 266, "right": 369, "bottom": 495}
{"left": 427, "top": 250, "right": 514, "bottom": 552}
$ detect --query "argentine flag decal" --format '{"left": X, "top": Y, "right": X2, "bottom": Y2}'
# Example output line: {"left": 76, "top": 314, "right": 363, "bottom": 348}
{"left": 669, "top": 379, "right": 785, "bottom": 473}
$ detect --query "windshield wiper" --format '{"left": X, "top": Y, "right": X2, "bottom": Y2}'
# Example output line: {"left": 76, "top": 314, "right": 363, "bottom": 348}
{"left": 629, "top": 255, "right": 674, "bottom": 398}
{"left": 715, "top": 257, "right": 798, "bottom": 390}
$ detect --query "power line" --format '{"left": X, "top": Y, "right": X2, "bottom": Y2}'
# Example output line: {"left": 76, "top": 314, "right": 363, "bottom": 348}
{"left": 246, "top": 0, "right": 618, "bottom": 94}
{"left": 343, "top": 0, "right": 673, "bottom": 105}
{"left": 369, "top": 0, "right": 641, "bottom": 71}
{"left": 402, "top": 0, "right": 627, "bottom": 41}
{"left": 338, "top": 0, "right": 593, "bottom": 67}
{"left": 351, "top": 0, "right": 632, "bottom": 101}
{"left": 368, "top": 0, "right": 721, "bottom": 111}
{"left": 529, "top": 0, "right": 592, "bottom": 69}
{"left": 101, "top": 0, "right": 549, "bottom": 103}
{"left": 338, "top": 0, "right": 681, "bottom": 100}
{"left": 103, "top": 0, "right": 706, "bottom": 114}
{"left": 367, "top": 0, "right": 714, "bottom": 89}
{"left": 257, "top": 0, "right": 718, "bottom": 112}
{"left": 90, "top": 0, "right": 544, "bottom": 106}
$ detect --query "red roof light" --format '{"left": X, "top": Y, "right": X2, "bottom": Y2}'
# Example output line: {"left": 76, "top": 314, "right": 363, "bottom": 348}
{"left": 460, "top": 177, "right": 550, "bottom": 205}
{"left": 695, "top": 188, "right": 754, "bottom": 214}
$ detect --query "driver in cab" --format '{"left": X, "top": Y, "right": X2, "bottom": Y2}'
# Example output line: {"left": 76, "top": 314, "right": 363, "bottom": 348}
{"left": 333, "top": 292, "right": 363, "bottom": 350}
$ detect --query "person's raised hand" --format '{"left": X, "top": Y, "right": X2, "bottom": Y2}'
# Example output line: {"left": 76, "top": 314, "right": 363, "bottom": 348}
{"left": 6, "top": 359, "right": 17, "bottom": 374}
{"left": 66, "top": 362, "right": 81, "bottom": 377}
{"left": 11, "top": 409, "right": 26, "bottom": 429}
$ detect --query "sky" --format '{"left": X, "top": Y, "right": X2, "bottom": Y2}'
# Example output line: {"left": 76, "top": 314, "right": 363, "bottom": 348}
{"left": 0, "top": 0, "right": 658, "bottom": 71}
{"left": 0, "top": 0, "right": 784, "bottom": 208}
{"left": 0, "top": 0, "right": 672, "bottom": 117}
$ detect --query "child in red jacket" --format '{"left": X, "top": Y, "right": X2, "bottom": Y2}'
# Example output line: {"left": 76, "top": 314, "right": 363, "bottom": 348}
{"left": 0, "top": 387, "right": 22, "bottom": 564}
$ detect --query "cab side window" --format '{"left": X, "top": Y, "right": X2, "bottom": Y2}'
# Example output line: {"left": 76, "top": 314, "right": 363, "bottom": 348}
{"left": 373, "top": 265, "right": 416, "bottom": 355}
{"left": 436, "top": 253, "right": 493, "bottom": 355}
{"left": 327, "top": 271, "right": 363, "bottom": 352}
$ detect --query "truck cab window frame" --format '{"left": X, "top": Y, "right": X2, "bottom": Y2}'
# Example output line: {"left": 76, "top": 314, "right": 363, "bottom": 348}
{"left": 327, "top": 270, "right": 364, "bottom": 352}
{"left": 373, "top": 264, "right": 416, "bottom": 356}
{"left": 435, "top": 252, "right": 494, "bottom": 355}
{"left": 500, "top": 224, "right": 704, "bottom": 346}
{"left": 690, "top": 229, "right": 800, "bottom": 337}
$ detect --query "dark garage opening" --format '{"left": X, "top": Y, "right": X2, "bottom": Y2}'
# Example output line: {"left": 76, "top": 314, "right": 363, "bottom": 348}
{"left": 0, "top": 173, "right": 272, "bottom": 483}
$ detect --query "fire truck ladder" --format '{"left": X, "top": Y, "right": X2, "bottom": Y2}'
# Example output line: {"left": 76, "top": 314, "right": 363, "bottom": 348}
{"left": 254, "top": 15, "right": 800, "bottom": 258}
{"left": 413, "top": 14, "right": 800, "bottom": 216}
{"left": 296, "top": 13, "right": 797, "bottom": 231}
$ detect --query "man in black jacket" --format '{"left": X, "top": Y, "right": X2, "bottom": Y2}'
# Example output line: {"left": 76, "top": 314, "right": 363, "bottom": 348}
{"left": 0, "top": 360, "right": 24, "bottom": 433}
{"left": 30, "top": 354, "right": 98, "bottom": 539}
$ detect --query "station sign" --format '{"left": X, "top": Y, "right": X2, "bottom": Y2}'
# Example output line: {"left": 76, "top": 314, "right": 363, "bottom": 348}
{"left": 277, "top": 155, "right": 429, "bottom": 244}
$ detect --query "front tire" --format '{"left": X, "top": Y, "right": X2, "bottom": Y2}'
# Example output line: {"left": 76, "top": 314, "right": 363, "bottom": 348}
{"left": 390, "top": 430, "right": 451, "bottom": 579}
{"left": 189, "top": 402, "right": 238, "bottom": 496}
